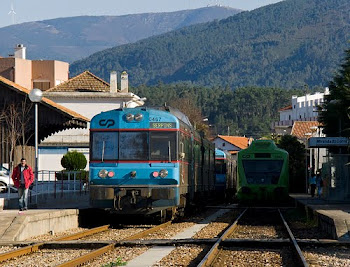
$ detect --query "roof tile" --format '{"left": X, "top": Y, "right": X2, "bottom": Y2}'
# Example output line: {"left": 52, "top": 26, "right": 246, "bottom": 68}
{"left": 217, "top": 135, "right": 251, "bottom": 149}
{"left": 46, "top": 71, "right": 111, "bottom": 92}
{"left": 291, "top": 121, "right": 320, "bottom": 140}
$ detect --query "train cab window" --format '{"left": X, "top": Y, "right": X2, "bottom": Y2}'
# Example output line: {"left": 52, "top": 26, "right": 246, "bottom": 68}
{"left": 242, "top": 160, "right": 283, "bottom": 185}
{"left": 119, "top": 132, "right": 148, "bottom": 160}
{"left": 150, "top": 132, "right": 177, "bottom": 161}
{"left": 215, "top": 160, "right": 226, "bottom": 174}
{"left": 91, "top": 132, "right": 118, "bottom": 161}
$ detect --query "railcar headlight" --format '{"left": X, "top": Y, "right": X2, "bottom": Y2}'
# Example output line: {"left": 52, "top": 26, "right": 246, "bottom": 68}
{"left": 126, "top": 113, "right": 134, "bottom": 121}
{"left": 152, "top": 171, "right": 159, "bottom": 178}
{"left": 98, "top": 169, "right": 108, "bottom": 178}
{"left": 159, "top": 169, "right": 168, "bottom": 178}
{"left": 107, "top": 171, "right": 115, "bottom": 178}
{"left": 130, "top": 171, "right": 137, "bottom": 178}
{"left": 134, "top": 113, "right": 143, "bottom": 121}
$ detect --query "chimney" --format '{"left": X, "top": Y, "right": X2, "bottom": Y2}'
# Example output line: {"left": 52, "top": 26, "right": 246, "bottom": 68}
{"left": 110, "top": 71, "right": 118, "bottom": 93}
{"left": 120, "top": 71, "right": 128, "bottom": 93}
{"left": 14, "top": 44, "right": 26, "bottom": 59}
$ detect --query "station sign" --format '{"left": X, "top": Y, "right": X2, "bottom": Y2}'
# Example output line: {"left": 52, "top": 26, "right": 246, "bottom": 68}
{"left": 308, "top": 137, "right": 350, "bottom": 148}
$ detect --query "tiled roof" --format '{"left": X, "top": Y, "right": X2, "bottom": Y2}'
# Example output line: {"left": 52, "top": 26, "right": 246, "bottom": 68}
{"left": 291, "top": 121, "right": 320, "bottom": 140}
{"left": 0, "top": 75, "right": 89, "bottom": 122}
{"left": 217, "top": 135, "right": 251, "bottom": 149}
{"left": 46, "top": 71, "right": 111, "bottom": 92}
{"left": 279, "top": 105, "right": 292, "bottom": 112}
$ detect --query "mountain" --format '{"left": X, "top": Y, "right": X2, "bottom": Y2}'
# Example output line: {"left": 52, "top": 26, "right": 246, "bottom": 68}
{"left": 0, "top": 7, "right": 241, "bottom": 62}
{"left": 70, "top": 0, "right": 350, "bottom": 89}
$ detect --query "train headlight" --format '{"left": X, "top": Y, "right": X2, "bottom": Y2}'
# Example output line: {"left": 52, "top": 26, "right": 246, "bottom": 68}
{"left": 98, "top": 169, "right": 108, "bottom": 178}
{"left": 107, "top": 171, "right": 115, "bottom": 178}
{"left": 159, "top": 169, "right": 168, "bottom": 178}
{"left": 134, "top": 113, "right": 143, "bottom": 121}
{"left": 152, "top": 171, "right": 159, "bottom": 178}
{"left": 126, "top": 113, "right": 134, "bottom": 121}
{"left": 130, "top": 171, "right": 137, "bottom": 178}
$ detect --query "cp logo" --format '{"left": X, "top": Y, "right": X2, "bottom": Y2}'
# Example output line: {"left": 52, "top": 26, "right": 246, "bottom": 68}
{"left": 99, "top": 119, "right": 115, "bottom": 128}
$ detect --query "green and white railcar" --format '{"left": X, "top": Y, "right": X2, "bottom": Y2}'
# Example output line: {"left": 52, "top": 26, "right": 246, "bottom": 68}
{"left": 236, "top": 140, "right": 289, "bottom": 202}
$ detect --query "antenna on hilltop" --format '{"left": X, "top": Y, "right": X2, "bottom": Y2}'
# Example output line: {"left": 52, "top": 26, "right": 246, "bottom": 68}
{"left": 8, "top": 2, "right": 16, "bottom": 25}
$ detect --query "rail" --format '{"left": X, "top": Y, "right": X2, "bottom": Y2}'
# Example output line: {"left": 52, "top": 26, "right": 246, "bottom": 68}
{"left": 0, "top": 224, "right": 109, "bottom": 263}
{"left": 278, "top": 209, "right": 308, "bottom": 267}
{"left": 197, "top": 208, "right": 247, "bottom": 267}
{"left": 56, "top": 220, "right": 172, "bottom": 266}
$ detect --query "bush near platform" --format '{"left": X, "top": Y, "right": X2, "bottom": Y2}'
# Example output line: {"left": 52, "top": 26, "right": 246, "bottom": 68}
{"left": 61, "top": 151, "right": 87, "bottom": 171}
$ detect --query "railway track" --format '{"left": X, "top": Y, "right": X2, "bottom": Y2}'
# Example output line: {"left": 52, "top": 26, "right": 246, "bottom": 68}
{"left": 1, "top": 208, "right": 349, "bottom": 266}
{"left": 198, "top": 208, "right": 307, "bottom": 266}
{"left": 0, "top": 222, "right": 170, "bottom": 266}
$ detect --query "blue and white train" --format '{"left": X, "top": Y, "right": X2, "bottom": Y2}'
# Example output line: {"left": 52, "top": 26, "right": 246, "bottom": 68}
{"left": 89, "top": 107, "right": 215, "bottom": 219}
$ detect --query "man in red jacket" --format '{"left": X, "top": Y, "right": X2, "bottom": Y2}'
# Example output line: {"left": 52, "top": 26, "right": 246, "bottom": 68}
{"left": 11, "top": 158, "right": 34, "bottom": 211}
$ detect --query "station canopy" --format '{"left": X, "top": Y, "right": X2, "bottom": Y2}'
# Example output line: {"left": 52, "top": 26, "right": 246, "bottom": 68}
{"left": 0, "top": 76, "right": 89, "bottom": 145}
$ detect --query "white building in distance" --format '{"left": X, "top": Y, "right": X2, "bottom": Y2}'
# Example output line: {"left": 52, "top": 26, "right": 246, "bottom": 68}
{"left": 273, "top": 88, "right": 329, "bottom": 135}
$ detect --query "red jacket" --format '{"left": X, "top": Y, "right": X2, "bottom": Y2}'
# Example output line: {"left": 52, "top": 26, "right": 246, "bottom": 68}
{"left": 11, "top": 164, "right": 34, "bottom": 189}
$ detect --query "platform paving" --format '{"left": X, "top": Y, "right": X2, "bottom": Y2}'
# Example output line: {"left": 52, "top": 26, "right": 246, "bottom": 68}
{"left": 126, "top": 207, "right": 232, "bottom": 267}
{"left": 0, "top": 209, "right": 79, "bottom": 242}
{"left": 290, "top": 194, "right": 350, "bottom": 240}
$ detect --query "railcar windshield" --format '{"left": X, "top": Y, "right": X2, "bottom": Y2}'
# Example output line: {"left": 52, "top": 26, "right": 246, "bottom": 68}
{"left": 215, "top": 160, "right": 226, "bottom": 174}
{"left": 119, "top": 132, "right": 149, "bottom": 160}
{"left": 91, "top": 132, "right": 118, "bottom": 161}
{"left": 150, "top": 132, "right": 177, "bottom": 161}
{"left": 242, "top": 160, "right": 283, "bottom": 185}
{"left": 91, "top": 131, "right": 177, "bottom": 161}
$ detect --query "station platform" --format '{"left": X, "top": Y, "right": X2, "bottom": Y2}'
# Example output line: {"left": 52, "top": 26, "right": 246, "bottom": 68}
{"left": 0, "top": 209, "right": 79, "bottom": 242}
{"left": 290, "top": 194, "right": 350, "bottom": 240}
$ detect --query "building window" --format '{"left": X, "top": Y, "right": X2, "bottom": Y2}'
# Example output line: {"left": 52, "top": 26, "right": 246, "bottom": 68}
{"left": 222, "top": 143, "right": 225, "bottom": 147}
{"left": 33, "top": 81, "right": 51, "bottom": 91}
{"left": 288, "top": 115, "right": 291, "bottom": 120}
{"left": 315, "top": 99, "right": 318, "bottom": 105}
{"left": 293, "top": 105, "right": 296, "bottom": 109}
{"left": 299, "top": 115, "right": 302, "bottom": 119}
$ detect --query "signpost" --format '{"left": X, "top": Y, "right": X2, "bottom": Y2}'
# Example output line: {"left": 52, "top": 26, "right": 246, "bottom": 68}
{"left": 308, "top": 137, "right": 349, "bottom": 148}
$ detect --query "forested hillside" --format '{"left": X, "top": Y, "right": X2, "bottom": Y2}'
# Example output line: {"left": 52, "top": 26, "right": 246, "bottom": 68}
{"left": 71, "top": 0, "right": 350, "bottom": 89}
{"left": 132, "top": 84, "right": 303, "bottom": 137}
{"left": 0, "top": 6, "right": 240, "bottom": 62}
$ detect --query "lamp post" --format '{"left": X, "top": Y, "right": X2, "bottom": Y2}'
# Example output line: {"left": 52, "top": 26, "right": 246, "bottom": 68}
{"left": 29, "top": 88, "right": 43, "bottom": 182}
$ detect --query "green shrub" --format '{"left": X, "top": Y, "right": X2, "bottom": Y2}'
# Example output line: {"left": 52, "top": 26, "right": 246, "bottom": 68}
{"left": 61, "top": 151, "right": 87, "bottom": 171}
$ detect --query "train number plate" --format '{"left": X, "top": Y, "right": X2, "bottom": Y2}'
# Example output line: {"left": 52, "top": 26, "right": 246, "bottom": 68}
{"left": 150, "top": 122, "right": 176, "bottom": 129}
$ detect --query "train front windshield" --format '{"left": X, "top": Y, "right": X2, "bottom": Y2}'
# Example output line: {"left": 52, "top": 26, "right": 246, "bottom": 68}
{"left": 91, "top": 131, "right": 177, "bottom": 161}
{"left": 215, "top": 160, "right": 226, "bottom": 174}
{"left": 242, "top": 160, "right": 283, "bottom": 185}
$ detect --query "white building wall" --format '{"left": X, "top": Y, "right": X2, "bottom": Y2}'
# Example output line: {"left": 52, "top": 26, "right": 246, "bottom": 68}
{"left": 51, "top": 98, "right": 123, "bottom": 119}
{"left": 280, "top": 88, "right": 329, "bottom": 121}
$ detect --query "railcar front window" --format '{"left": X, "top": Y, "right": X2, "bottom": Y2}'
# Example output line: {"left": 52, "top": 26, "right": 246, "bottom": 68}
{"left": 150, "top": 132, "right": 177, "bottom": 161}
{"left": 119, "top": 132, "right": 148, "bottom": 160}
{"left": 215, "top": 160, "right": 226, "bottom": 174}
{"left": 242, "top": 160, "right": 283, "bottom": 185}
{"left": 91, "top": 132, "right": 118, "bottom": 161}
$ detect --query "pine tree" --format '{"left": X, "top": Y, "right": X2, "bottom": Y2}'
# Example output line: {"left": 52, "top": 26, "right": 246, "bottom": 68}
{"left": 319, "top": 48, "right": 350, "bottom": 137}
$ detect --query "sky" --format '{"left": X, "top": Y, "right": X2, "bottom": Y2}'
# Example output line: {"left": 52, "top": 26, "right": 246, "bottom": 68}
{"left": 1, "top": 0, "right": 283, "bottom": 28}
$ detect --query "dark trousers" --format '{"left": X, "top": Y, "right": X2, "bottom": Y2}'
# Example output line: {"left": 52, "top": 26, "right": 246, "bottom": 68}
{"left": 310, "top": 184, "right": 316, "bottom": 197}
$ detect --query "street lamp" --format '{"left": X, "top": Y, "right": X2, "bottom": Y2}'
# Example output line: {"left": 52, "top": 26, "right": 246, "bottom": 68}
{"left": 29, "top": 88, "right": 43, "bottom": 182}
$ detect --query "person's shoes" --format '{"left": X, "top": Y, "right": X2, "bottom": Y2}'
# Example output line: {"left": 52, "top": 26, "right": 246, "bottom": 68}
{"left": 23, "top": 207, "right": 28, "bottom": 211}
{"left": 19, "top": 208, "right": 23, "bottom": 211}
